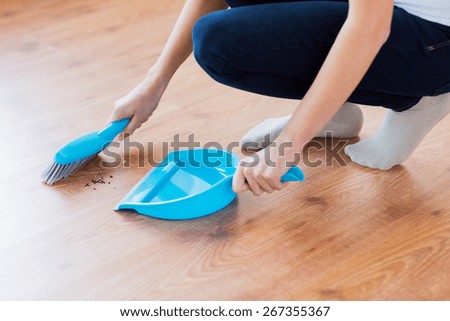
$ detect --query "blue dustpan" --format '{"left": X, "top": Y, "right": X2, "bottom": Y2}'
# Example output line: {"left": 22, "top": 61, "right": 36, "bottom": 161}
{"left": 115, "top": 149, "right": 304, "bottom": 220}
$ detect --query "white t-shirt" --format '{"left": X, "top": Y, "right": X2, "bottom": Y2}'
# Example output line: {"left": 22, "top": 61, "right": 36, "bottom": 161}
{"left": 395, "top": 0, "right": 450, "bottom": 26}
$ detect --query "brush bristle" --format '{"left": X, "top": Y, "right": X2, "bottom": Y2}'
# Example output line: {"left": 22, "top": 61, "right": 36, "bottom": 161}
{"left": 41, "top": 155, "right": 96, "bottom": 185}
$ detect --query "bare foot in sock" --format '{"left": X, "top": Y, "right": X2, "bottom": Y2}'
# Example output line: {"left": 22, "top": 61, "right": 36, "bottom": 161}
{"left": 345, "top": 93, "right": 450, "bottom": 170}
{"left": 240, "top": 102, "right": 364, "bottom": 151}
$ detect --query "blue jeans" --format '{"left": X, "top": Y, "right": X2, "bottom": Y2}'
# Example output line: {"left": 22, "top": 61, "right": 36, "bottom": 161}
{"left": 192, "top": 0, "right": 450, "bottom": 111}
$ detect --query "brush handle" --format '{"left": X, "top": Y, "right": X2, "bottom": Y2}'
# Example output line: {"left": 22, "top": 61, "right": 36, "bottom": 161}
{"left": 98, "top": 118, "right": 130, "bottom": 140}
{"left": 54, "top": 118, "right": 131, "bottom": 165}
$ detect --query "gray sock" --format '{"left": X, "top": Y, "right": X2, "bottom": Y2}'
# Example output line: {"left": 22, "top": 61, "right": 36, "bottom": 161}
{"left": 345, "top": 93, "right": 450, "bottom": 170}
{"left": 240, "top": 102, "right": 363, "bottom": 151}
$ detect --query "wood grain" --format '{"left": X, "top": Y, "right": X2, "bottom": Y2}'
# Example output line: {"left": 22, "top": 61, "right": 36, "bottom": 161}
{"left": 0, "top": 0, "right": 449, "bottom": 300}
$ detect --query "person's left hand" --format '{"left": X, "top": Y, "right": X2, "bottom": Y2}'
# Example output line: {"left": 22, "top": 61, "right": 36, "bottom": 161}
{"left": 232, "top": 141, "right": 298, "bottom": 196}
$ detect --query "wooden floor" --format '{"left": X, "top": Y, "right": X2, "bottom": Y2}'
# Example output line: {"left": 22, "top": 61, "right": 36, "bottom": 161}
{"left": 1, "top": 0, "right": 449, "bottom": 300}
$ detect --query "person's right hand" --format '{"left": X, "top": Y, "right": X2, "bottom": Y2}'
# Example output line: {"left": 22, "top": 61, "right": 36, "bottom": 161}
{"left": 108, "top": 74, "right": 168, "bottom": 140}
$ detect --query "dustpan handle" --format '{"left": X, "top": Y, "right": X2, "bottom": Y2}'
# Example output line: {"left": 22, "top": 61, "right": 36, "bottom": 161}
{"left": 280, "top": 166, "right": 304, "bottom": 182}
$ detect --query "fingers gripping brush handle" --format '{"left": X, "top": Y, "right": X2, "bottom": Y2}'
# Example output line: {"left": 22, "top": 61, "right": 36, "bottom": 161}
{"left": 42, "top": 119, "right": 130, "bottom": 185}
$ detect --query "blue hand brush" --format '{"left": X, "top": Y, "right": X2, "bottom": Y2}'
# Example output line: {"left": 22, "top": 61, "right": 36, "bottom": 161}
{"left": 42, "top": 118, "right": 130, "bottom": 185}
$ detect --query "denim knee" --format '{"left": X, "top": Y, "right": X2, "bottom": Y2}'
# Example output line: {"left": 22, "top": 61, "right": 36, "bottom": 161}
{"left": 192, "top": 12, "right": 242, "bottom": 82}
